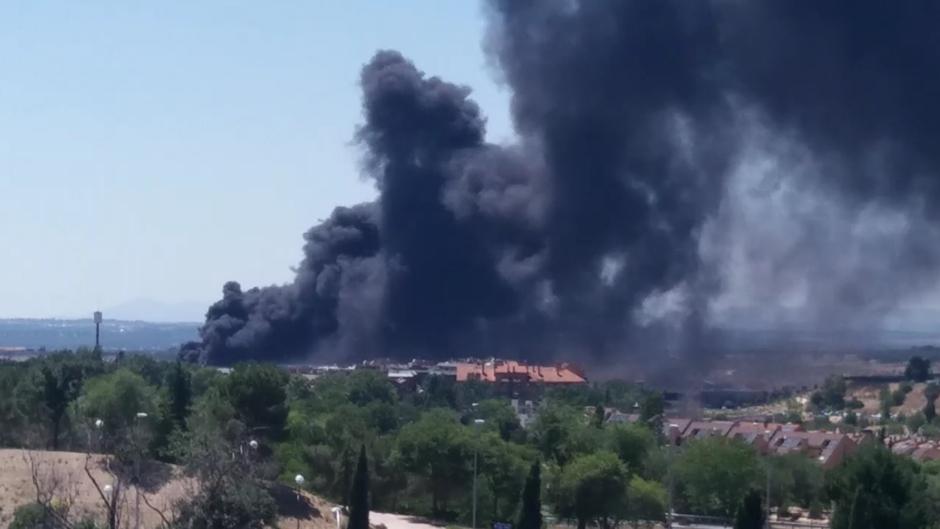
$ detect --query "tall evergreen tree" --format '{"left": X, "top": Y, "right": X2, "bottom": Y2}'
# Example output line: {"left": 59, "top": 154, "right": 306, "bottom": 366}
{"left": 348, "top": 445, "right": 370, "bottom": 529}
{"left": 517, "top": 460, "right": 543, "bottom": 529}
{"left": 167, "top": 361, "right": 192, "bottom": 429}
{"left": 733, "top": 489, "right": 764, "bottom": 529}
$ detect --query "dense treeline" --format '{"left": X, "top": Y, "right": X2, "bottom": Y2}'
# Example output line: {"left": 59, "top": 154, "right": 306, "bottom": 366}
{"left": 4, "top": 351, "right": 940, "bottom": 529}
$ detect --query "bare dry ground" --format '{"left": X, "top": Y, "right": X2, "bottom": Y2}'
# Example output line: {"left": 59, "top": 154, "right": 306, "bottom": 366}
{"left": 848, "top": 382, "right": 940, "bottom": 417}
{"left": 0, "top": 449, "right": 338, "bottom": 529}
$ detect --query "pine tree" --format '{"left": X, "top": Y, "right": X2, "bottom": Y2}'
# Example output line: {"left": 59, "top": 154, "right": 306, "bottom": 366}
{"left": 517, "top": 461, "right": 543, "bottom": 529}
{"left": 348, "top": 445, "right": 370, "bottom": 529}
{"left": 733, "top": 489, "right": 764, "bottom": 529}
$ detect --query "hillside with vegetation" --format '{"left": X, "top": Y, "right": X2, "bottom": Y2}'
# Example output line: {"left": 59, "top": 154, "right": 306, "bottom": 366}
{"left": 2, "top": 350, "right": 940, "bottom": 528}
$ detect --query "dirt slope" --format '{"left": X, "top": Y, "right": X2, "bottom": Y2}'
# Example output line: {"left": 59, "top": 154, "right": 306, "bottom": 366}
{"left": 0, "top": 449, "right": 337, "bottom": 529}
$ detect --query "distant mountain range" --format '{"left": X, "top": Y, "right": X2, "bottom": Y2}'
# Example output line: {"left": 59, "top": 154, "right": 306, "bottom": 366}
{"left": 101, "top": 298, "right": 208, "bottom": 323}
{"left": 0, "top": 318, "right": 199, "bottom": 352}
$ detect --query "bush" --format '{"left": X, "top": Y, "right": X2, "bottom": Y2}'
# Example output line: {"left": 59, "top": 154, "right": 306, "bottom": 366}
{"left": 891, "top": 388, "right": 908, "bottom": 406}
{"left": 843, "top": 411, "right": 858, "bottom": 426}
{"left": 846, "top": 398, "right": 865, "bottom": 410}
{"left": 9, "top": 503, "right": 47, "bottom": 529}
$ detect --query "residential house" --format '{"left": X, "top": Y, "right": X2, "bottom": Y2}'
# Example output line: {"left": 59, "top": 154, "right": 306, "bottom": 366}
{"left": 768, "top": 430, "right": 857, "bottom": 469}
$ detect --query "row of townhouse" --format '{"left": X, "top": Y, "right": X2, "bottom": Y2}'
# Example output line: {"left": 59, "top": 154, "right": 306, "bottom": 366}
{"left": 663, "top": 418, "right": 858, "bottom": 469}
{"left": 881, "top": 434, "right": 940, "bottom": 461}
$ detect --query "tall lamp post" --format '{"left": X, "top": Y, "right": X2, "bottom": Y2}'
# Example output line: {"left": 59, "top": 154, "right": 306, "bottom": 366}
{"left": 765, "top": 430, "right": 772, "bottom": 529}
{"left": 295, "top": 474, "right": 305, "bottom": 529}
{"left": 472, "top": 417, "right": 485, "bottom": 529}
{"left": 134, "top": 412, "right": 148, "bottom": 529}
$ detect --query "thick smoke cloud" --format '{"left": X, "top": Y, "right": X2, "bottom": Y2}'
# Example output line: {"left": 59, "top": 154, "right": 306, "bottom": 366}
{"left": 188, "top": 0, "right": 940, "bottom": 367}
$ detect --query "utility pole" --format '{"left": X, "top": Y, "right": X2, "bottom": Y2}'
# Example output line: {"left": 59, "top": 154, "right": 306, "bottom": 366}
{"left": 766, "top": 463, "right": 772, "bottom": 529}
{"left": 473, "top": 444, "right": 478, "bottom": 529}
{"left": 472, "top": 414, "right": 485, "bottom": 529}
{"left": 667, "top": 444, "right": 674, "bottom": 529}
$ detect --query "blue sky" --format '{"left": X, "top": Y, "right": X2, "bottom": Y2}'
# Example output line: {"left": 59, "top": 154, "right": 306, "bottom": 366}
{"left": 0, "top": 1, "right": 513, "bottom": 321}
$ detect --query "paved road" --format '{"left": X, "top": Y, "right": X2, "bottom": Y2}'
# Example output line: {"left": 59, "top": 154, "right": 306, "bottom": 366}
{"left": 371, "top": 512, "right": 450, "bottom": 529}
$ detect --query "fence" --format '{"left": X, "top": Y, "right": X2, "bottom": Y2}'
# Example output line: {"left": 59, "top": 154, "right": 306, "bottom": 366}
{"left": 671, "top": 512, "right": 829, "bottom": 528}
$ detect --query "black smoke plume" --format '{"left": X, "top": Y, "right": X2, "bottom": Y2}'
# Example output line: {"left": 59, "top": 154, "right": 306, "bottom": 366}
{"left": 188, "top": 1, "right": 940, "bottom": 367}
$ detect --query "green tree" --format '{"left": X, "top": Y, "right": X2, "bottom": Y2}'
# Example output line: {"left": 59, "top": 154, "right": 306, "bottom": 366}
{"left": 79, "top": 369, "right": 160, "bottom": 437}
{"left": 22, "top": 351, "right": 103, "bottom": 449}
{"left": 348, "top": 370, "right": 398, "bottom": 406}
{"left": 594, "top": 404, "right": 606, "bottom": 428}
{"left": 348, "top": 445, "right": 370, "bottom": 529}
{"left": 844, "top": 411, "right": 859, "bottom": 426}
{"left": 337, "top": 446, "right": 355, "bottom": 506}
{"left": 674, "top": 437, "right": 761, "bottom": 518}
{"left": 625, "top": 476, "right": 666, "bottom": 527}
{"left": 531, "top": 404, "right": 600, "bottom": 466}
{"left": 475, "top": 399, "right": 523, "bottom": 441}
{"left": 733, "top": 489, "right": 764, "bottom": 529}
{"left": 879, "top": 388, "right": 893, "bottom": 422}
{"left": 907, "top": 412, "right": 927, "bottom": 434}
{"left": 517, "top": 461, "right": 543, "bottom": 529}
{"left": 172, "top": 391, "right": 277, "bottom": 529}
{"left": 925, "top": 385, "right": 940, "bottom": 424}
{"left": 395, "top": 409, "right": 471, "bottom": 514}
{"left": 166, "top": 361, "right": 192, "bottom": 429}
{"left": 607, "top": 424, "right": 655, "bottom": 474}
{"left": 0, "top": 363, "right": 28, "bottom": 446}
{"left": 764, "top": 453, "right": 823, "bottom": 510}
{"left": 552, "top": 451, "right": 628, "bottom": 529}
{"left": 477, "top": 432, "right": 530, "bottom": 522}
{"left": 224, "top": 362, "right": 288, "bottom": 440}
{"left": 639, "top": 393, "right": 664, "bottom": 434}
{"left": 9, "top": 503, "right": 51, "bottom": 529}
{"left": 827, "top": 445, "right": 928, "bottom": 529}
{"left": 905, "top": 356, "right": 931, "bottom": 382}
{"left": 812, "top": 375, "right": 847, "bottom": 410}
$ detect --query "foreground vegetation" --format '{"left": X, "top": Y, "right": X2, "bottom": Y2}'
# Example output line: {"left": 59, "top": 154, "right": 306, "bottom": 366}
{"left": 3, "top": 350, "right": 940, "bottom": 528}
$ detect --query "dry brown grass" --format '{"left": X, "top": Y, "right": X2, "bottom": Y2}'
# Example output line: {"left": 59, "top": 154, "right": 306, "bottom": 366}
{"left": 847, "top": 382, "right": 940, "bottom": 417}
{"left": 0, "top": 449, "right": 338, "bottom": 529}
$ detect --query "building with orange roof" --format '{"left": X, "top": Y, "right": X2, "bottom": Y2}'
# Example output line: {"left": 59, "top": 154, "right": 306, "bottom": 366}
{"left": 455, "top": 359, "right": 587, "bottom": 397}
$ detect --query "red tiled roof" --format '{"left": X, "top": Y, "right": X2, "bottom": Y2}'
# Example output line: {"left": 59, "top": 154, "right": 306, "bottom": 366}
{"left": 455, "top": 360, "right": 587, "bottom": 384}
{"left": 684, "top": 420, "right": 736, "bottom": 439}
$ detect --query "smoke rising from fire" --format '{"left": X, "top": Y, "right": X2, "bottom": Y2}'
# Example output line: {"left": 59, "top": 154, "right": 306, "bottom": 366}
{"left": 186, "top": 1, "right": 940, "bottom": 366}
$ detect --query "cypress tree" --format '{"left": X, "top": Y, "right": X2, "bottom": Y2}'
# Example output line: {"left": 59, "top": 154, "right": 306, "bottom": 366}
{"left": 517, "top": 460, "right": 542, "bottom": 529}
{"left": 348, "top": 445, "right": 370, "bottom": 529}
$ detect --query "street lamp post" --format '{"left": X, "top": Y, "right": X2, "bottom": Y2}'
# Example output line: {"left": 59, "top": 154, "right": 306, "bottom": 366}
{"left": 765, "top": 430, "right": 772, "bottom": 529}
{"left": 295, "top": 474, "right": 305, "bottom": 529}
{"left": 134, "top": 412, "right": 148, "bottom": 529}
{"left": 472, "top": 417, "right": 485, "bottom": 529}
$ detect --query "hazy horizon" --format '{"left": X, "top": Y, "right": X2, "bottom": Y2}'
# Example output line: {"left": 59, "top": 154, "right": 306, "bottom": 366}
{"left": 1, "top": 1, "right": 513, "bottom": 320}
